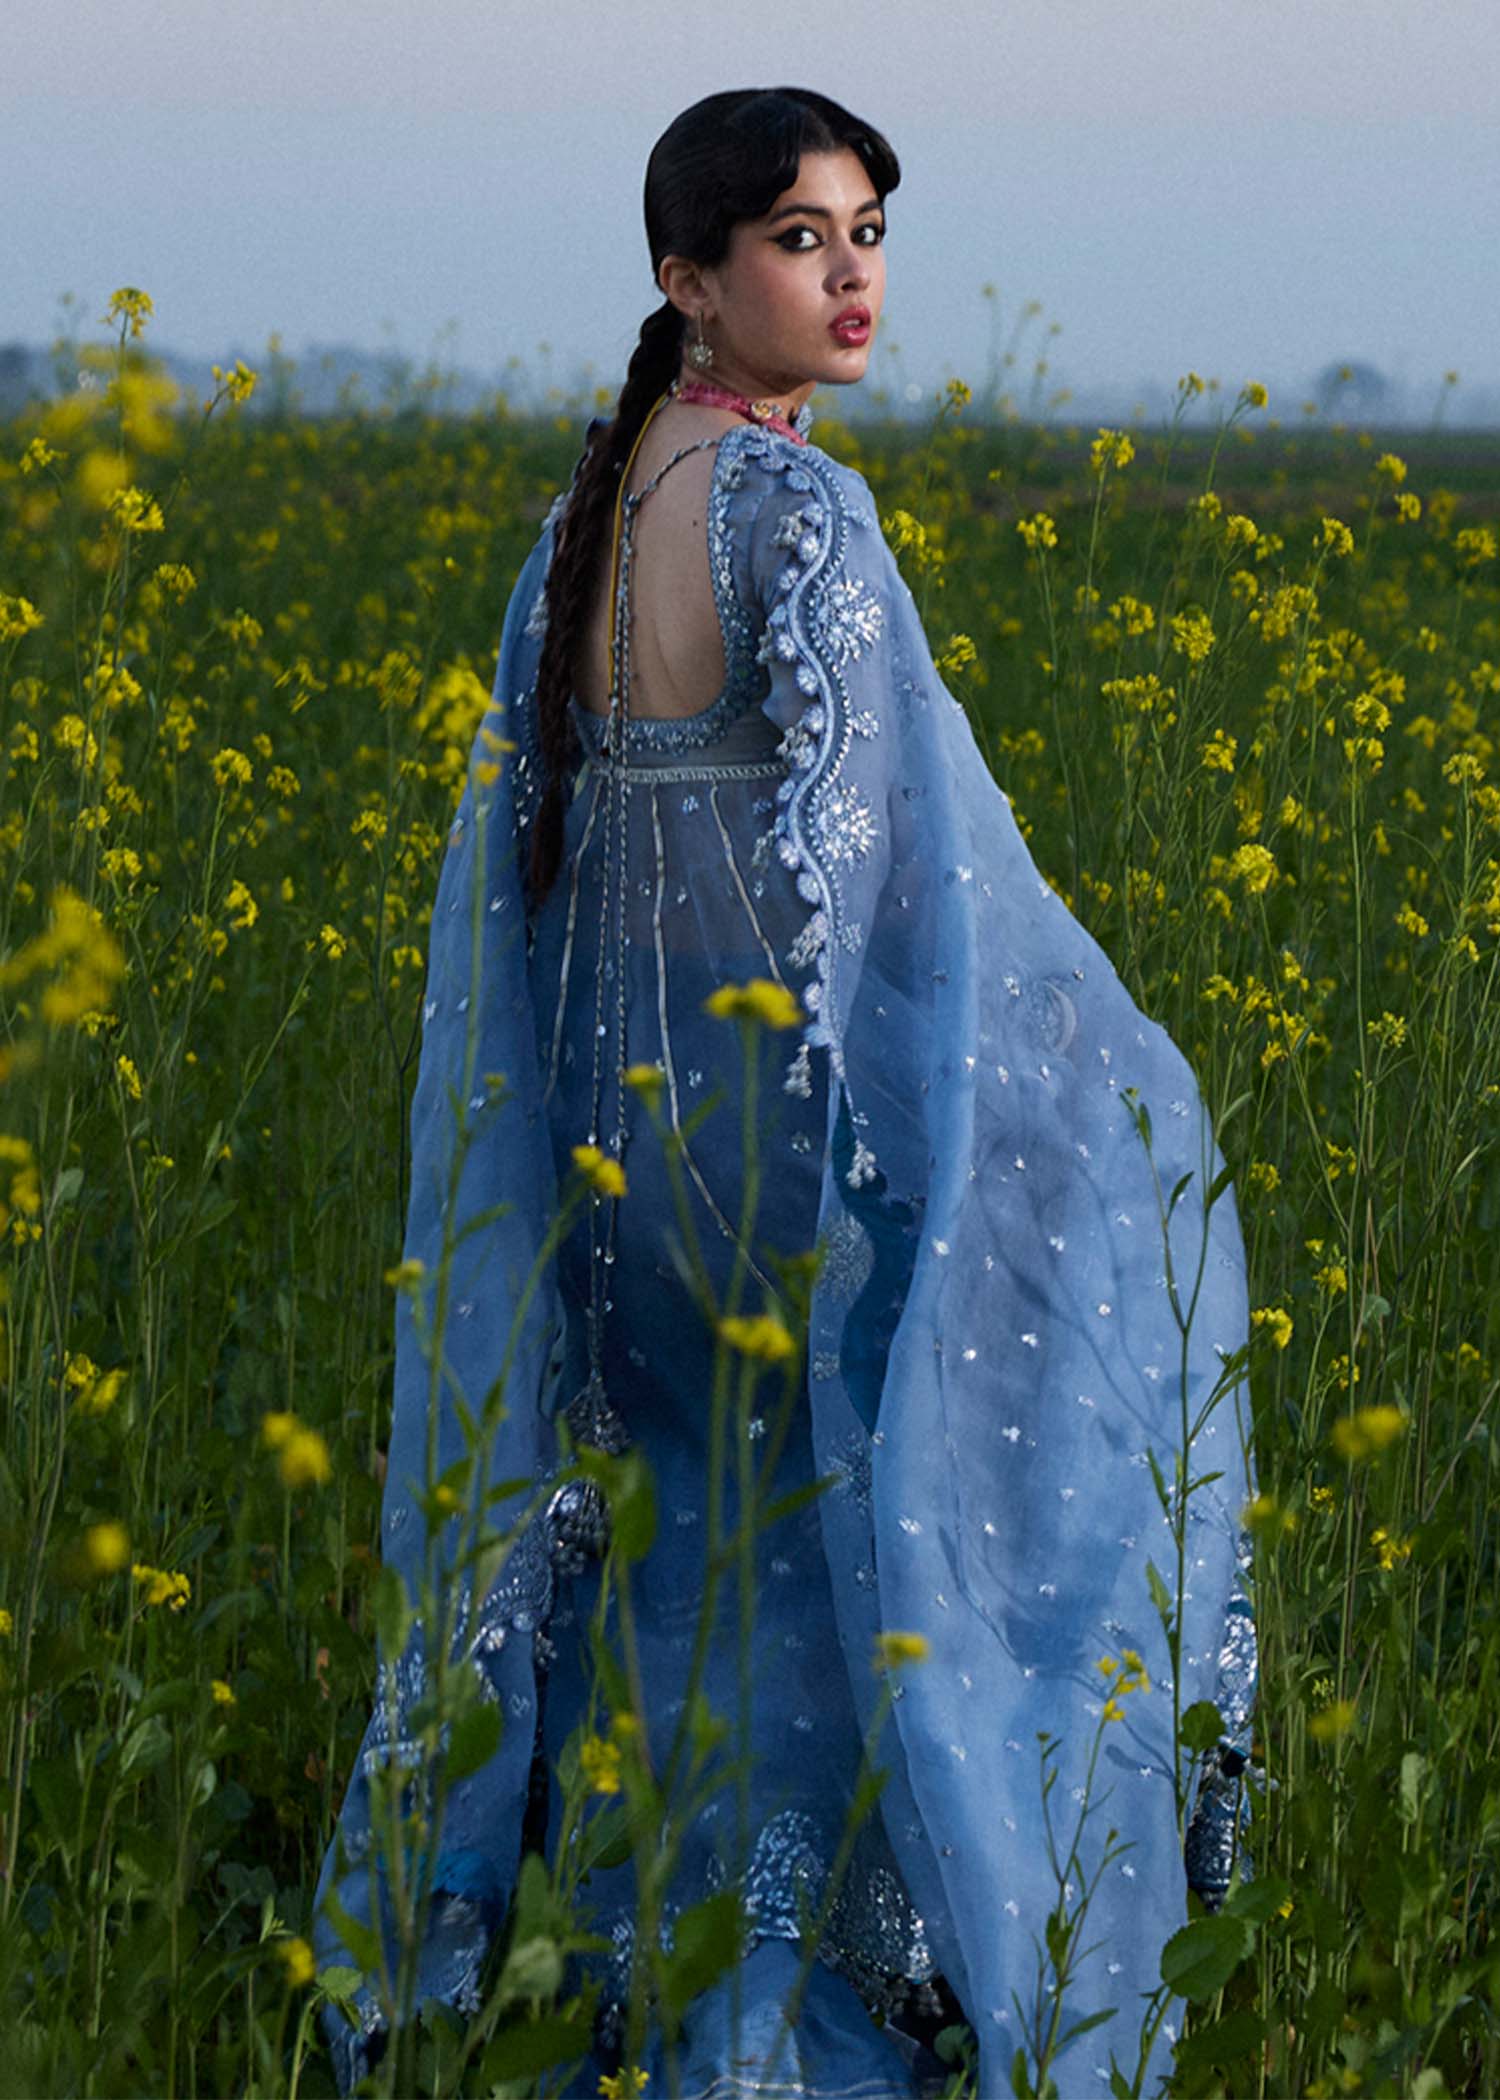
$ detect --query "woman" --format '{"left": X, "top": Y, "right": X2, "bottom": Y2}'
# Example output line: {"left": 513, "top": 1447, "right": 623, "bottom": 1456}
{"left": 314, "top": 87, "right": 1257, "bottom": 2100}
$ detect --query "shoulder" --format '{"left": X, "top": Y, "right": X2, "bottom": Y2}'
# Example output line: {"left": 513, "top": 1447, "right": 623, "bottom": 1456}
{"left": 718, "top": 426, "right": 884, "bottom": 608}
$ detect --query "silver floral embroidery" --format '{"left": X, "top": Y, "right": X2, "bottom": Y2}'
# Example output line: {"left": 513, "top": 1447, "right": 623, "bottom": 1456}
{"left": 811, "top": 575, "right": 885, "bottom": 664}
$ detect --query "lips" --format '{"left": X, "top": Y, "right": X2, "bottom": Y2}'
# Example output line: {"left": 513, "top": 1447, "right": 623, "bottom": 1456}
{"left": 830, "top": 306, "right": 872, "bottom": 345}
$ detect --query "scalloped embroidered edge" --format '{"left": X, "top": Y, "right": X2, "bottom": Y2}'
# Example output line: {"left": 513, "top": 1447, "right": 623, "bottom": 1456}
{"left": 729, "top": 425, "right": 882, "bottom": 1190}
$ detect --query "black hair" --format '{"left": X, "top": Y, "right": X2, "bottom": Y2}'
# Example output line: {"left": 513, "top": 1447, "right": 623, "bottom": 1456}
{"left": 526, "top": 87, "right": 900, "bottom": 910}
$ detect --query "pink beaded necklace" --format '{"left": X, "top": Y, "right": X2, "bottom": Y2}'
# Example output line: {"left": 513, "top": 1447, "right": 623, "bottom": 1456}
{"left": 668, "top": 375, "right": 809, "bottom": 445}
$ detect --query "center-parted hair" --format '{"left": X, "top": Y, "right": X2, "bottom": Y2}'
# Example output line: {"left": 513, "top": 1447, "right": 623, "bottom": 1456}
{"left": 525, "top": 85, "right": 900, "bottom": 911}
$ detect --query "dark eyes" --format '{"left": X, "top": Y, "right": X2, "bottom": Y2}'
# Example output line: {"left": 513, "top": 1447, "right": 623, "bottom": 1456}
{"left": 776, "top": 221, "right": 885, "bottom": 252}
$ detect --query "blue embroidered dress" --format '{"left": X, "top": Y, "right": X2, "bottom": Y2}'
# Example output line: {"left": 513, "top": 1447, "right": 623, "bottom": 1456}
{"left": 312, "top": 415, "right": 1258, "bottom": 2100}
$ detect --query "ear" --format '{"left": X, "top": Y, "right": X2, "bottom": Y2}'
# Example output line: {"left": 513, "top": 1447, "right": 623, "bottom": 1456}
{"left": 657, "top": 253, "right": 713, "bottom": 324}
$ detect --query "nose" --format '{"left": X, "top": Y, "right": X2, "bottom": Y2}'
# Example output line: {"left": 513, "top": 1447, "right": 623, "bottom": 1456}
{"left": 826, "top": 234, "right": 871, "bottom": 293}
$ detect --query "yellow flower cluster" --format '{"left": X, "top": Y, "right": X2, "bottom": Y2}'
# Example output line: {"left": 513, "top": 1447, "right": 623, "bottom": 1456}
{"left": 1250, "top": 1306, "right": 1294, "bottom": 1350}
{"left": 1329, "top": 1405, "right": 1407, "bottom": 1461}
{"left": 0, "top": 1135, "right": 41, "bottom": 1243}
{"left": 0, "top": 594, "right": 44, "bottom": 644}
{"left": 717, "top": 1314, "right": 796, "bottom": 1362}
{"left": 1317, "top": 516, "right": 1355, "bottom": 559}
{"left": 132, "top": 1562, "right": 192, "bottom": 1611}
{"left": 1226, "top": 843, "right": 1278, "bottom": 895}
{"left": 278, "top": 1936, "right": 316, "bottom": 1987}
{"left": 210, "top": 361, "right": 258, "bottom": 407}
{"left": 64, "top": 1352, "right": 126, "bottom": 1416}
{"left": 872, "top": 1629, "right": 931, "bottom": 1673}
{"left": 105, "top": 486, "right": 165, "bottom": 534}
{"left": 260, "top": 1411, "right": 333, "bottom": 1488}
{"left": 1096, "top": 1645, "right": 1150, "bottom": 1722}
{"left": 1308, "top": 1698, "right": 1356, "bottom": 1743}
{"left": 1170, "top": 610, "right": 1216, "bottom": 665}
{"left": 1201, "top": 728, "right": 1238, "bottom": 774}
{"left": 1371, "top": 1526, "right": 1412, "bottom": 1572}
{"left": 597, "top": 2068, "right": 650, "bottom": 2099}
{"left": 703, "top": 977, "right": 803, "bottom": 1029}
{"left": 572, "top": 1143, "right": 627, "bottom": 1198}
{"left": 1090, "top": 428, "right": 1135, "bottom": 475}
{"left": 0, "top": 886, "right": 126, "bottom": 1028}
{"left": 1015, "top": 512, "right": 1058, "bottom": 553}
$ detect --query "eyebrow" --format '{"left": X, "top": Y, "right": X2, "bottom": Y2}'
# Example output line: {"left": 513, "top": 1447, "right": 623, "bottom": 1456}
{"left": 765, "top": 197, "right": 883, "bottom": 226}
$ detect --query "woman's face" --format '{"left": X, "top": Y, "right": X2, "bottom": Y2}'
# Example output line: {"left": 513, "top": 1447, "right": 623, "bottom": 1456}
{"left": 679, "top": 147, "right": 887, "bottom": 403}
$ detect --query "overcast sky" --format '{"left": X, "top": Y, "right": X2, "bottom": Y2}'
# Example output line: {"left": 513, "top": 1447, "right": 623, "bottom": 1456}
{"left": 7, "top": 0, "right": 1498, "bottom": 409}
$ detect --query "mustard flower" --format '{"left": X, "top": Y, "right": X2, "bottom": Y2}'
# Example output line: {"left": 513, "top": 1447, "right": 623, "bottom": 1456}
{"left": 278, "top": 1936, "right": 316, "bottom": 1987}
{"left": 0, "top": 1608, "right": 12, "bottom": 1637}
{"left": 1367, "top": 1011, "right": 1407, "bottom": 1050}
{"left": 1089, "top": 428, "right": 1135, "bottom": 474}
{"left": 579, "top": 1734, "right": 623, "bottom": 1795}
{"left": 0, "top": 595, "right": 44, "bottom": 644}
{"left": 132, "top": 1563, "right": 192, "bottom": 1611}
{"left": 261, "top": 1410, "right": 332, "bottom": 1487}
{"left": 718, "top": 1313, "right": 796, "bottom": 1363}
{"left": 1395, "top": 492, "right": 1422, "bottom": 523}
{"left": 211, "top": 1678, "right": 236, "bottom": 1706}
{"left": 1250, "top": 1306, "right": 1293, "bottom": 1350}
{"left": 211, "top": 361, "right": 258, "bottom": 406}
{"left": 1329, "top": 1405, "right": 1407, "bottom": 1461}
{"left": 105, "top": 486, "right": 164, "bottom": 534}
{"left": 1200, "top": 729, "right": 1237, "bottom": 773}
{"left": 1227, "top": 843, "right": 1278, "bottom": 894}
{"left": 81, "top": 1522, "right": 130, "bottom": 1576}
{"left": 1373, "top": 452, "right": 1407, "bottom": 485}
{"left": 1170, "top": 610, "right": 1216, "bottom": 665}
{"left": 19, "top": 437, "right": 62, "bottom": 475}
{"left": 1317, "top": 516, "right": 1355, "bottom": 559}
{"left": 210, "top": 747, "right": 253, "bottom": 792}
{"left": 225, "top": 880, "right": 257, "bottom": 933}
{"left": 1370, "top": 1527, "right": 1412, "bottom": 1572}
{"left": 317, "top": 925, "right": 348, "bottom": 959}
{"left": 1107, "top": 595, "right": 1155, "bottom": 637}
{"left": 104, "top": 287, "right": 154, "bottom": 337}
{"left": 572, "top": 1143, "right": 628, "bottom": 1199}
{"left": 703, "top": 977, "right": 803, "bottom": 1030}
{"left": 1308, "top": 1699, "right": 1356, "bottom": 1742}
{"left": 1015, "top": 512, "right": 1058, "bottom": 553}
{"left": 873, "top": 1630, "right": 931, "bottom": 1672}
{"left": 624, "top": 1061, "right": 666, "bottom": 1103}
{"left": 597, "top": 2070, "right": 650, "bottom": 2098}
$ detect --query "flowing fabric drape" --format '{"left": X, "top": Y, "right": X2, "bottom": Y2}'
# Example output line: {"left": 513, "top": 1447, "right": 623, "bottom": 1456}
{"left": 312, "top": 421, "right": 1257, "bottom": 2098}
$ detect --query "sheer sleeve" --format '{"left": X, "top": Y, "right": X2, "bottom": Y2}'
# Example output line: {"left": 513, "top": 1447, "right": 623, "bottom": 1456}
{"left": 718, "top": 422, "right": 1259, "bottom": 2096}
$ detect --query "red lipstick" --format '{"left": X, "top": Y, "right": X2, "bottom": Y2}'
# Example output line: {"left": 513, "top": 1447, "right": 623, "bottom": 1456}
{"left": 830, "top": 305, "right": 872, "bottom": 347}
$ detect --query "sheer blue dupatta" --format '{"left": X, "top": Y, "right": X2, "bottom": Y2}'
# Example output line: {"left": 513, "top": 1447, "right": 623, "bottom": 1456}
{"left": 311, "top": 520, "right": 572, "bottom": 2092}
{"left": 723, "top": 422, "right": 1258, "bottom": 2097}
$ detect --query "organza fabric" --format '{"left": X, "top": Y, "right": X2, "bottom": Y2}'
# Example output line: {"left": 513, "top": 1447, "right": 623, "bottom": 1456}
{"left": 312, "top": 417, "right": 1257, "bottom": 2099}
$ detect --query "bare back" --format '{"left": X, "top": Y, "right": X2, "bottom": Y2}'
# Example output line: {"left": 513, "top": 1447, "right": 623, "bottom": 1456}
{"left": 573, "top": 404, "right": 746, "bottom": 722}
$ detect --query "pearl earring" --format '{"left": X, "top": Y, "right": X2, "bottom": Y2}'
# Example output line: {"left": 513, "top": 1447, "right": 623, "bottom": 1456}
{"left": 686, "top": 310, "right": 714, "bottom": 372}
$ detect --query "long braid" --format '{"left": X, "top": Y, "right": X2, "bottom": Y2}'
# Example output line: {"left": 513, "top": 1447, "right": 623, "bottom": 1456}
{"left": 527, "top": 298, "right": 684, "bottom": 911}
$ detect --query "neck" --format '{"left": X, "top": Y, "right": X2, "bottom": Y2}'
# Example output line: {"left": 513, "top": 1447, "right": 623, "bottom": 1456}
{"left": 675, "top": 357, "right": 815, "bottom": 420}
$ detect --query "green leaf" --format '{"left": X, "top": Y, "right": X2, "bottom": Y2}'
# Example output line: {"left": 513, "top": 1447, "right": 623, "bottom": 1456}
{"left": 1219, "top": 1873, "right": 1290, "bottom": 1927}
{"left": 320, "top": 1890, "right": 383, "bottom": 1979}
{"left": 1159, "top": 1911, "right": 1254, "bottom": 2000}
{"left": 1145, "top": 1558, "right": 1174, "bottom": 1631}
{"left": 1057, "top": 2005, "right": 1116, "bottom": 2049}
{"left": 657, "top": 1889, "right": 744, "bottom": 2024}
{"left": 29, "top": 1754, "right": 82, "bottom": 1856}
{"left": 476, "top": 2014, "right": 594, "bottom": 2079}
{"left": 1170, "top": 2007, "right": 1268, "bottom": 2076}
{"left": 444, "top": 1698, "right": 502, "bottom": 1784}
{"left": 314, "top": 1965, "right": 364, "bottom": 2004}
{"left": 1179, "top": 1701, "right": 1225, "bottom": 1753}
